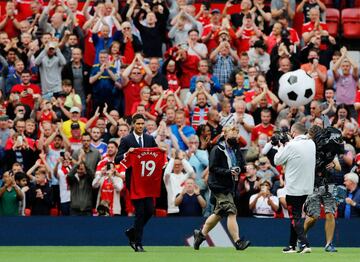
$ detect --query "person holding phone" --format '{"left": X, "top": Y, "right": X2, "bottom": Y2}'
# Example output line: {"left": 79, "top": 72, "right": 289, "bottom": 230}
{"left": 249, "top": 179, "right": 279, "bottom": 218}
{"left": 92, "top": 161, "right": 124, "bottom": 216}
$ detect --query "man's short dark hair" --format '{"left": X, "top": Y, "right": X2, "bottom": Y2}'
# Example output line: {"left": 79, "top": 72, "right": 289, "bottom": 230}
{"left": 14, "top": 172, "right": 27, "bottom": 181}
{"left": 292, "top": 122, "right": 307, "bottom": 135}
{"left": 21, "top": 70, "right": 31, "bottom": 75}
{"left": 108, "top": 140, "right": 119, "bottom": 148}
{"left": 82, "top": 132, "right": 91, "bottom": 138}
{"left": 261, "top": 108, "right": 271, "bottom": 115}
{"left": 132, "top": 114, "right": 146, "bottom": 124}
{"left": 188, "top": 28, "right": 199, "bottom": 35}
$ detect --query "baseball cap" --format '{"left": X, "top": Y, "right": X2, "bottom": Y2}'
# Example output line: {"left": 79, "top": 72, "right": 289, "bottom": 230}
{"left": 219, "top": 30, "right": 230, "bottom": 36}
{"left": 211, "top": 9, "right": 220, "bottom": 14}
{"left": 48, "top": 42, "right": 57, "bottom": 49}
{"left": 0, "top": 115, "right": 9, "bottom": 121}
{"left": 71, "top": 122, "right": 80, "bottom": 130}
{"left": 70, "top": 107, "right": 80, "bottom": 113}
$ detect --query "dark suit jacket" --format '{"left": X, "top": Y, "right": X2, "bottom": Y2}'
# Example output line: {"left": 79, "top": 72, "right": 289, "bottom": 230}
{"left": 115, "top": 132, "right": 158, "bottom": 189}
{"left": 61, "top": 61, "right": 91, "bottom": 96}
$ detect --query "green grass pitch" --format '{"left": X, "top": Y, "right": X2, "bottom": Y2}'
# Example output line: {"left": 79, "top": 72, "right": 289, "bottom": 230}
{"left": 0, "top": 246, "right": 359, "bottom": 262}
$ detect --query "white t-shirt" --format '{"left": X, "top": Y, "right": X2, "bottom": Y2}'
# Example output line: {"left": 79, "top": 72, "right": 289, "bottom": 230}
{"left": 277, "top": 187, "right": 289, "bottom": 218}
{"left": 249, "top": 193, "right": 279, "bottom": 218}
{"left": 57, "top": 165, "right": 71, "bottom": 203}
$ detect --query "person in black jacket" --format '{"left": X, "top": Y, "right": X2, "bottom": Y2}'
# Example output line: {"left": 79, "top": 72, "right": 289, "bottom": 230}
{"left": 27, "top": 169, "right": 52, "bottom": 216}
{"left": 61, "top": 48, "right": 91, "bottom": 113}
{"left": 193, "top": 125, "right": 251, "bottom": 251}
{"left": 115, "top": 114, "right": 158, "bottom": 252}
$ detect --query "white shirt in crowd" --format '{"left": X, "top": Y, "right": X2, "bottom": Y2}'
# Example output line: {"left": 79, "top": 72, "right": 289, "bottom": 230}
{"left": 163, "top": 158, "right": 195, "bottom": 214}
{"left": 249, "top": 193, "right": 279, "bottom": 218}
{"left": 274, "top": 134, "right": 316, "bottom": 196}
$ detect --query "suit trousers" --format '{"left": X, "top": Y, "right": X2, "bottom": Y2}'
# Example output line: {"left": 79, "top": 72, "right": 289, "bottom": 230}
{"left": 132, "top": 197, "right": 154, "bottom": 244}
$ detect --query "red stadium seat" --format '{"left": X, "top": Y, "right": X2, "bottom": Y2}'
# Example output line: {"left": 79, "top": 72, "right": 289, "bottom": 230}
{"left": 50, "top": 208, "right": 59, "bottom": 216}
{"left": 155, "top": 209, "right": 167, "bottom": 217}
{"left": 25, "top": 208, "right": 31, "bottom": 216}
{"left": 342, "top": 8, "right": 360, "bottom": 39}
{"left": 323, "top": 0, "right": 334, "bottom": 7}
{"left": 326, "top": 8, "right": 340, "bottom": 37}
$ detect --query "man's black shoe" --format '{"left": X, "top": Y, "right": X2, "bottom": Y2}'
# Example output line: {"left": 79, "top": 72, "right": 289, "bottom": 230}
{"left": 125, "top": 228, "right": 136, "bottom": 251}
{"left": 235, "top": 239, "right": 251, "bottom": 250}
{"left": 193, "top": 229, "right": 206, "bottom": 250}
{"left": 135, "top": 244, "right": 146, "bottom": 252}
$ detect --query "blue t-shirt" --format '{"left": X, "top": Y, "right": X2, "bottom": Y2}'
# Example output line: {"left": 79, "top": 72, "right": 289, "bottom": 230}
{"left": 170, "top": 125, "right": 195, "bottom": 150}
{"left": 90, "top": 65, "right": 117, "bottom": 98}
{"left": 91, "top": 142, "right": 108, "bottom": 157}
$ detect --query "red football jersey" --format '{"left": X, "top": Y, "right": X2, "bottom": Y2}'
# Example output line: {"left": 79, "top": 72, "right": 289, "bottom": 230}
{"left": 120, "top": 147, "right": 167, "bottom": 200}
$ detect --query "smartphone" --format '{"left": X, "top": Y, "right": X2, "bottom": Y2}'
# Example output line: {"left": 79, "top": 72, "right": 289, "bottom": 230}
{"left": 17, "top": 136, "right": 23, "bottom": 146}
{"left": 106, "top": 163, "right": 112, "bottom": 171}
{"left": 60, "top": 151, "right": 65, "bottom": 158}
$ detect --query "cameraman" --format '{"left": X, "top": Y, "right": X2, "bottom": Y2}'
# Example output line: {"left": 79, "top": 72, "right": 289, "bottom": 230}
{"left": 193, "top": 125, "right": 250, "bottom": 251}
{"left": 304, "top": 125, "right": 343, "bottom": 252}
{"left": 274, "top": 123, "right": 316, "bottom": 253}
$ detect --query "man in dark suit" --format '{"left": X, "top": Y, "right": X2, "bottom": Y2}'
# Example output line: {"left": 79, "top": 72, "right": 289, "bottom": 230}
{"left": 115, "top": 114, "right": 158, "bottom": 252}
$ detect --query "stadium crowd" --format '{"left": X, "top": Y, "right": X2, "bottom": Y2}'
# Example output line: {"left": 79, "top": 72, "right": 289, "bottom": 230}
{"left": 0, "top": 0, "right": 360, "bottom": 219}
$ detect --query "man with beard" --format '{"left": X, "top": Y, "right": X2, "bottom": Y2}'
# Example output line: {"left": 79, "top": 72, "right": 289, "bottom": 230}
{"left": 93, "top": 141, "right": 124, "bottom": 216}
{"left": 43, "top": 126, "right": 71, "bottom": 210}
{"left": 90, "top": 127, "right": 108, "bottom": 157}
{"left": 187, "top": 81, "right": 218, "bottom": 130}
{"left": 193, "top": 125, "right": 250, "bottom": 251}
{"left": 10, "top": 70, "right": 41, "bottom": 110}
{"left": 251, "top": 109, "right": 275, "bottom": 145}
{"left": 206, "top": 109, "right": 223, "bottom": 142}
{"left": 34, "top": 41, "right": 66, "bottom": 100}
{"left": 72, "top": 132, "right": 101, "bottom": 176}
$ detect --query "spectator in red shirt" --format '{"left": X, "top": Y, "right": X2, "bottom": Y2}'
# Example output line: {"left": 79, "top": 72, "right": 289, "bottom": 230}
{"left": 235, "top": 13, "right": 263, "bottom": 54}
{"left": 121, "top": 54, "right": 152, "bottom": 117}
{"left": 201, "top": 9, "right": 222, "bottom": 53}
{"left": 195, "top": 2, "right": 211, "bottom": 27}
{"left": 251, "top": 109, "right": 275, "bottom": 144}
{"left": 277, "top": 14, "right": 300, "bottom": 46}
{"left": 67, "top": 0, "right": 86, "bottom": 28}
{"left": 0, "top": 1, "right": 21, "bottom": 39}
{"left": 302, "top": 8, "right": 328, "bottom": 45}
{"left": 11, "top": 70, "right": 41, "bottom": 110}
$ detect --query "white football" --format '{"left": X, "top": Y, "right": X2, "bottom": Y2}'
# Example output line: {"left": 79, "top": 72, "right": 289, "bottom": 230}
{"left": 278, "top": 69, "right": 315, "bottom": 107}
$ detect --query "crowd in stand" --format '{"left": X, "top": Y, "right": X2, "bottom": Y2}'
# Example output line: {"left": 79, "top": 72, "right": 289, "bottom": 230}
{"left": 0, "top": 0, "right": 360, "bottom": 218}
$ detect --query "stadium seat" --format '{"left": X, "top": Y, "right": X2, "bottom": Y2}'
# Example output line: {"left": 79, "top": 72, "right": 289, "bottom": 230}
{"left": 326, "top": 8, "right": 340, "bottom": 37}
{"left": 323, "top": 0, "right": 334, "bottom": 7}
{"left": 25, "top": 208, "right": 31, "bottom": 216}
{"left": 50, "top": 208, "right": 59, "bottom": 216}
{"left": 155, "top": 209, "right": 167, "bottom": 217}
{"left": 342, "top": 8, "right": 360, "bottom": 39}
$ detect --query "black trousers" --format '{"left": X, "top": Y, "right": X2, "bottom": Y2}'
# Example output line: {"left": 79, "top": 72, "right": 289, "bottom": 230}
{"left": 132, "top": 197, "right": 154, "bottom": 244}
{"left": 286, "top": 195, "right": 309, "bottom": 247}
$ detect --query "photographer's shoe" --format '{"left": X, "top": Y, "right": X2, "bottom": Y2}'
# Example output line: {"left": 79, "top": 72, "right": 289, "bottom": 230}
{"left": 325, "top": 243, "right": 338, "bottom": 252}
{"left": 193, "top": 229, "right": 206, "bottom": 250}
{"left": 135, "top": 244, "right": 146, "bottom": 252}
{"left": 282, "top": 246, "right": 297, "bottom": 253}
{"left": 298, "top": 244, "right": 312, "bottom": 254}
{"left": 125, "top": 228, "right": 136, "bottom": 251}
{"left": 235, "top": 239, "right": 251, "bottom": 251}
